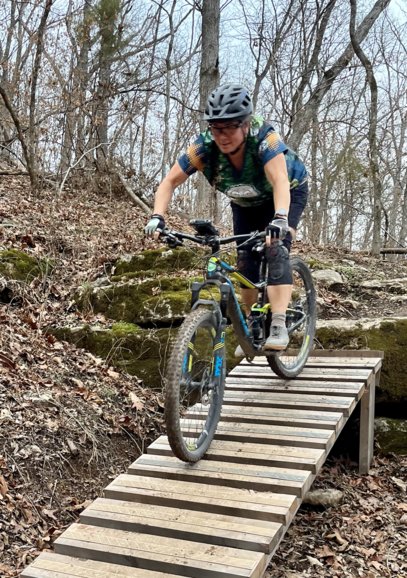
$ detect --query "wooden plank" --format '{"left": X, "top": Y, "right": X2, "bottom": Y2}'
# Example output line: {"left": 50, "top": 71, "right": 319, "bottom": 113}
{"left": 128, "top": 455, "right": 312, "bottom": 497}
{"left": 229, "top": 366, "right": 371, "bottom": 382}
{"left": 225, "top": 378, "right": 363, "bottom": 397}
{"left": 189, "top": 405, "right": 343, "bottom": 431}
{"left": 304, "top": 358, "right": 381, "bottom": 371}
{"left": 309, "top": 349, "right": 384, "bottom": 360}
{"left": 226, "top": 376, "right": 364, "bottom": 388}
{"left": 105, "top": 474, "right": 298, "bottom": 524}
{"left": 21, "top": 552, "right": 183, "bottom": 577}
{"left": 380, "top": 247, "right": 407, "bottom": 254}
{"left": 54, "top": 523, "right": 267, "bottom": 578}
{"left": 235, "top": 374, "right": 372, "bottom": 389}
{"left": 233, "top": 365, "right": 372, "bottom": 376}
{"left": 151, "top": 436, "right": 324, "bottom": 460}
{"left": 80, "top": 497, "right": 283, "bottom": 554}
{"left": 109, "top": 474, "right": 296, "bottom": 509}
{"left": 207, "top": 422, "right": 335, "bottom": 450}
{"left": 241, "top": 356, "right": 381, "bottom": 371}
{"left": 148, "top": 437, "right": 325, "bottom": 473}
{"left": 21, "top": 351, "right": 381, "bottom": 578}
{"left": 222, "top": 391, "right": 356, "bottom": 416}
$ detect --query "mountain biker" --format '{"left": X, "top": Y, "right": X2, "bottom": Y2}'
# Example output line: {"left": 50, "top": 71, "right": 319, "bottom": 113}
{"left": 145, "top": 83, "right": 308, "bottom": 352}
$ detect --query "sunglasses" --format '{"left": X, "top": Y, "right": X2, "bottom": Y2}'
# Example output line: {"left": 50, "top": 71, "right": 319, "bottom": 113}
{"left": 208, "top": 121, "right": 243, "bottom": 136}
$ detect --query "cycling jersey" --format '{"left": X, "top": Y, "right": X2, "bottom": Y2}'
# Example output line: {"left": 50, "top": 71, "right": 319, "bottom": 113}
{"left": 178, "top": 116, "right": 308, "bottom": 207}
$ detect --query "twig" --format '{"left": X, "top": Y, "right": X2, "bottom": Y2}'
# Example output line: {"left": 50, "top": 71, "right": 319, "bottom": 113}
{"left": 114, "top": 171, "right": 151, "bottom": 214}
{"left": 58, "top": 142, "right": 110, "bottom": 194}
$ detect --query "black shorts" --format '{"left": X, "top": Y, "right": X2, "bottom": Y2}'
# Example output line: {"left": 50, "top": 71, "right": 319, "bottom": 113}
{"left": 231, "top": 181, "right": 308, "bottom": 283}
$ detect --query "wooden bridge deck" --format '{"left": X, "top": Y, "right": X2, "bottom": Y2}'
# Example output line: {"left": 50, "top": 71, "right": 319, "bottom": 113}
{"left": 22, "top": 351, "right": 382, "bottom": 578}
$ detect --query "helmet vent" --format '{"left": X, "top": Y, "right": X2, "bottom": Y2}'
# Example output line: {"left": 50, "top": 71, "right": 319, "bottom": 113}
{"left": 203, "top": 83, "right": 253, "bottom": 122}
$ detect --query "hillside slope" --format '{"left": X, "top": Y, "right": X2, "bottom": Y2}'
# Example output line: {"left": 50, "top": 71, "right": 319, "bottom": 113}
{"left": 1, "top": 177, "right": 406, "bottom": 577}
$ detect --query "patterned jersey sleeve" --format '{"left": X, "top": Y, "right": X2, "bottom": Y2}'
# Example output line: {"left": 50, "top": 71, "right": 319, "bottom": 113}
{"left": 178, "top": 134, "right": 208, "bottom": 176}
{"left": 257, "top": 126, "right": 288, "bottom": 165}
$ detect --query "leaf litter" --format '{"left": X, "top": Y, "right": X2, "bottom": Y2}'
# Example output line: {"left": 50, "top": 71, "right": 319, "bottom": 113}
{"left": 0, "top": 176, "right": 407, "bottom": 576}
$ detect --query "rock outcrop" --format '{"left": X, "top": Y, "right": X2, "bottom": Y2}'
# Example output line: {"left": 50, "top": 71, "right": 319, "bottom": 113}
{"left": 316, "top": 317, "right": 407, "bottom": 404}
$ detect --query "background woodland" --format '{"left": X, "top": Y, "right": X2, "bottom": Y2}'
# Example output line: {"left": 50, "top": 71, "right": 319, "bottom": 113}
{"left": 1, "top": 0, "right": 407, "bottom": 252}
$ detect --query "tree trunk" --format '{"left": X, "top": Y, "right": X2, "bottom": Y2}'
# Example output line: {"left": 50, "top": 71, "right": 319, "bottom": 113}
{"left": 0, "top": 83, "right": 35, "bottom": 183}
{"left": 93, "top": 0, "right": 122, "bottom": 173}
{"left": 60, "top": 1, "right": 92, "bottom": 177}
{"left": 195, "top": 0, "right": 220, "bottom": 219}
{"left": 28, "top": 0, "right": 53, "bottom": 190}
{"left": 400, "top": 182, "right": 407, "bottom": 247}
{"left": 139, "top": 5, "right": 162, "bottom": 176}
{"left": 349, "top": 0, "right": 382, "bottom": 255}
{"left": 309, "top": 113, "right": 320, "bottom": 244}
{"left": 161, "top": 2, "right": 176, "bottom": 180}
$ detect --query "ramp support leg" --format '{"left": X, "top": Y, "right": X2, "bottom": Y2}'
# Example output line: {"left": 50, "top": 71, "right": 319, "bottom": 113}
{"left": 359, "top": 371, "right": 378, "bottom": 474}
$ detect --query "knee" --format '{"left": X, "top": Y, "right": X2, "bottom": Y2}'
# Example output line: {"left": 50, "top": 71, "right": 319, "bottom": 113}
{"left": 237, "top": 249, "right": 260, "bottom": 285}
{"left": 266, "top": 243, "right": 293, "bottom": 285}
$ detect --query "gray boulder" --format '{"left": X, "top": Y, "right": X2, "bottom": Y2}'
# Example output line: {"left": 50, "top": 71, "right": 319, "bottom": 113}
{"left": 312, "top": 269, "right": 344, "bottom": 289}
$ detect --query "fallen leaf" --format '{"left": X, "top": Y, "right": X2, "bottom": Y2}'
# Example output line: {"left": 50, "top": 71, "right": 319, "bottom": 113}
{"left": 306, "top": 555, "right": 323, "bottom": 567}
{"left": 107, "top": 368, "right": 120, "bottom": 379}
{"left": 391, "top": 477, "right": 407, "bottom": 492}
{"left": 129, "top": 392, "right": 144, "bottom": 410}
{"left": 315, "top": 544, "right": 336, "bottom": 558}
{"left": 42, "top": 508, "right": 58, "bottom": 521}
{"left": 328, "top": 528, "right": 348, "bottom": 546}
{"left": 0, "top": 475, "right": 8, "bottom": 497}
{"left": 369, "top": 560, "right": 384, "bottom": 571}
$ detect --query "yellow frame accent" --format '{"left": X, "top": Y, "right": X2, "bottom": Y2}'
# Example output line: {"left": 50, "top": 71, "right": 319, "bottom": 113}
{"left": 251, "top": 302, "right": 271, "bottom": 314}
{"left": 230, "top": 271, "right": 257, "bottom": 289}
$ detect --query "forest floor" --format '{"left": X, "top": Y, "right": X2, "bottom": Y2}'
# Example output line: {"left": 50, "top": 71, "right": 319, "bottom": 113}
{"left": 0, "top": 176, "right": 406, "bottom": 577}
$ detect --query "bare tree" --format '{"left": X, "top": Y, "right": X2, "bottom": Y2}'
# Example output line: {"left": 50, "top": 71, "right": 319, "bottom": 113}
{"left": 195, "top": 0, "right": 220, "bottom": 219}
{"left": 238, "top": 0, "right": 301, "bottom": 110}
{"left": 287, "top": 0, "right": 391, "bottom": 151}
{"left": 349, "top": 0, "right": 383, "bottom": 255}
{"left": 0, "top": 0, "right": 53, "bottom": 189}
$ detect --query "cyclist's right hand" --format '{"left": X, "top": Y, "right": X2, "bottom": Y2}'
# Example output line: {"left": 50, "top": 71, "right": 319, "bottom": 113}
{"left": 145, "top": 214, "right": 165, "bottom": 238}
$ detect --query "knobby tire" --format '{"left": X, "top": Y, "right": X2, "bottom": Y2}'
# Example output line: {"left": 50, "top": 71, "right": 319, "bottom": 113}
{"left": 165, "top": 307, "right": 225, "bottom": 462}
{"left": 267, "top": 257, "right": 316, "bottom": 378}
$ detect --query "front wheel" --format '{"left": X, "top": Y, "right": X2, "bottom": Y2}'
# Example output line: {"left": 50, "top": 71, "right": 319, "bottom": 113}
{"left": 165, "top": 307, "right": 225, "bottom": 462}
{"left": 267, "top": 257, "right": 316, "bottom": 379}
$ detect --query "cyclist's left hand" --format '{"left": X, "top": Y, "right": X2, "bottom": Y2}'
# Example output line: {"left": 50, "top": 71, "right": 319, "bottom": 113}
{"left": 267, "top": 216, "right": 289, "bottom": 245}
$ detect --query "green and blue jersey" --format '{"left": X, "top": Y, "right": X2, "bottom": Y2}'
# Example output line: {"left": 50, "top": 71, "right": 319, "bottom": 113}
{"left": 178, "top": 116, "right": 308, "bottom": 208}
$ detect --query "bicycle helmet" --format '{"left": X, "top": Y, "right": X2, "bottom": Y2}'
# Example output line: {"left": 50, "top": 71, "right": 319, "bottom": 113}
{"left": 204, "top": 83, "right": 253, "bottom": 121}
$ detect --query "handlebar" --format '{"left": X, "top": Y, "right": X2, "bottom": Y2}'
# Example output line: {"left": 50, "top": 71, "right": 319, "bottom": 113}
{"left": 160, "top": 228, "right": 267, "bottom": 249}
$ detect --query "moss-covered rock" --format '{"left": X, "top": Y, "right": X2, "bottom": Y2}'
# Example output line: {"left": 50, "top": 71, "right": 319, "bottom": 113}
{"left": 113, "top": 248, "right": 204, "bottom": 278}
{"left": 51, "top": 320, "right": 241, "bottom": 389}
{"left": 0, "top": 249, "right": 51, "bottom": 282}
{"left": 76, "top": 277, "right": 189, "bottom": 323}
{"left": 316, "top": 317, "right": 407, "bottom": 404}
{"left": 51, "top": 323, "right": 174, "bottom": 389}
{"left": 375, "top": 418, "right": 407, "bottom": 455}
{"left": 76, "top": 276, "right": 216, "bottom": 324}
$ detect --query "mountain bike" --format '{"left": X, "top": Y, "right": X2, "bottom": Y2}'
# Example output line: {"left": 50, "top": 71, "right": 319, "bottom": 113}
{"left": 161, "top": 219, "right": 316, "bottom": 462}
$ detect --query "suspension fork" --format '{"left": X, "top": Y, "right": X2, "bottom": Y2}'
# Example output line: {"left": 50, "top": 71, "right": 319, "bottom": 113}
{"left": 212, "top": 283, "right": 229, "bottom": 378}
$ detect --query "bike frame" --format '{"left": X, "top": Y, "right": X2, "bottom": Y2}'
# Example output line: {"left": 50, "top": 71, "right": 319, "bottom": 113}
{"left": 163, "top": 228, "right": 307, "bottom": 358}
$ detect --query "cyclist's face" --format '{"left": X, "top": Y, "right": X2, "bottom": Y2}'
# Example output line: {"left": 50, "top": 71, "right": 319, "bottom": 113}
{"left": 209, "top": 121, "right": 248, "bottom": 153}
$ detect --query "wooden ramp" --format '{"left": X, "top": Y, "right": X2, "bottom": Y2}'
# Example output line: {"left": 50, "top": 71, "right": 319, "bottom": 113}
{"left": 22, "top": 351, "right": 382, "bottom": 578}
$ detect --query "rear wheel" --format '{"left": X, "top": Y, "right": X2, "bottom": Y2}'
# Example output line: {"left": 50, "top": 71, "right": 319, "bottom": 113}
{"left": 267, "top": 257, "right": 316, "bottom": 378}
{"left": 165, "top": 307, "right": 225, "bottom": 462}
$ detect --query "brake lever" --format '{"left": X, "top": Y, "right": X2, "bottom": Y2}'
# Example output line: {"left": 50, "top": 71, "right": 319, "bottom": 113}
{"left": 163, "top": 232, "right": 183, "bottom": 248}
